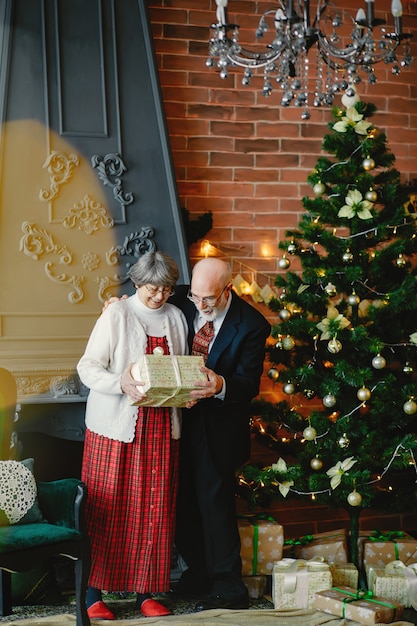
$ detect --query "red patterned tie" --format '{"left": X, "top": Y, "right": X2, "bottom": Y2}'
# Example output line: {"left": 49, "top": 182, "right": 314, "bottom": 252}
{"left": 191, "top": 321, "right": 214, "bottom": 363}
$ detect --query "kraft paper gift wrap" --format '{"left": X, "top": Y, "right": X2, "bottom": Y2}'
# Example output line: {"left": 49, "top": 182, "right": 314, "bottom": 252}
{"left": 242, "top": 575, "right": 267, "bottom": 599}
{"left": 312, "top": 586, "right": 404, "bottom": 625}
{"left": 272, "top": 557, "right": 332, "bottom": 609}
{"left": 130, "top": 355, "right": 207, "bottom": 407}
{"left": 330, "top": 562, "right": 359, "bottom": 589}
{"left": 283, "top": 528, "right": 348, "bottom": 564}
{"left": 238, "top": 517, "right": 284, "bottom": 575}
{"left": 361, "top": 530, "right": 417, "bottom": 569}
{"left": 366, "top": 560, "right": 417, "bottom": 609}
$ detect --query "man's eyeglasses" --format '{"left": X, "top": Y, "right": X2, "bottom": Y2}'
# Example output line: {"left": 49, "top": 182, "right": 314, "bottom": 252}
{"left": 144, "top": 284, "right": 175, "bottom": 297}
{"left": 187, "top": 284, "right": 230, "bottom": 307}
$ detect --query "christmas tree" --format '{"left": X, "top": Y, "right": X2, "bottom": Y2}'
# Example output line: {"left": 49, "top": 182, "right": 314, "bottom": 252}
{"left": 239, "top": 94, "right": 417, "bottom": 566}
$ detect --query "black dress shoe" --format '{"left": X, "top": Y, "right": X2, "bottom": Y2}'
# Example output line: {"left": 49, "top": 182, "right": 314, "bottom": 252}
{"left": 194, "top": 594, "right": 249, "bottom": 611}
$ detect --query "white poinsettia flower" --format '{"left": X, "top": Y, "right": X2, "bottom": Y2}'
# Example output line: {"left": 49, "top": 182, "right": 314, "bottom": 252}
{"left": 316, "top": 306, "right": 351, "bottom": 340}
{"left": 338, "top": 189, "right": 373, "bottom": 220}
{"left": 272, "top": 457, "right": 288, "bottom": 473}
{"left": 279, "top": 480, "right": 294, "bottom": 497}
{"left": 410, "top": 332, "right": 417, "bottom": 346}
{"left": 333, "top": 107, "right": 372, "bottom": 135}
{"left": 326, "top": 456, "right": 358, "bottom": 490}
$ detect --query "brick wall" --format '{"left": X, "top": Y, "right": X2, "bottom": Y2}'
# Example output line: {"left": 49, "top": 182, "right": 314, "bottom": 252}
{"left": 148, "top": 0, "right": 417, "bottom": 535}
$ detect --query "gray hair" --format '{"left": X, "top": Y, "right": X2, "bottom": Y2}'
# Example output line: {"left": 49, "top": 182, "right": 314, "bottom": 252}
{"left": 128, "top": 252, "right": 179, "bottom": 288}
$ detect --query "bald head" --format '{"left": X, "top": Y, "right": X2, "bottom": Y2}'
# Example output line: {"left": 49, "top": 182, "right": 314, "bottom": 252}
{"left": 190, "top": 257, "right": 233, "bottom": 319}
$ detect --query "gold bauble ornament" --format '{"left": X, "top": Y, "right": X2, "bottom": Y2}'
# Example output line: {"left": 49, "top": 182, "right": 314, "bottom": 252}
{"left": 396, "top": 253, "right": 406, "bottom": 268}
{"left": 267, "top": 368, "right": 279, "bottom": 381}
{"left": 403, "top": 399, "right": 417, "bottom": 415}
{"left": 303, "top": 426, "right": 317, "bottom": 441}
{"left": 342, "top": 248, "right": 353, "bottom": 263}
{"left": 279, "top": 308, "right": 292, "bottom": 321}
{"left": 347, "top": 490, "right": 362, "bottom": 507}
{"left": 338, "top": 433, "right": 350, "bottom": 448}
{"left": 287, "top": 241, "right": 297, "bottom": 255}
{"left": 278, "top": 256, "right": 290, "bottom": 269}
{"left": 362, "top": 157, "right": 375, "bottom": 171}
{"left": 347, "top": 291, "right": 360, "bottom": 306}
{"left": 324, "top": 282, "right": 337, "bottom": 297}
{"left": 323, "top": 394, "right": 336, "bottom": 408}
{"left": 403, "top": 362, "right": 414, "bottom": 375}
{"left": 357, "top": 386, "right": 371, "bottom": 402}
{"left": 372, "top": 354, "right": 386, "bottom": 369}
{"left": 283, "top": 382, "right": 295, "bottom": 395}
{"left": 328, "top": 338, "right": 342, "bottom": 354}
{"left": 282, "top": 336, "right": 295, "bottom": 350}
{"left": 313, "top": 182, "right": 326, "bottom": 196}
{"left": 365, "top": 189, "right": 378, "bottom": 202}
{"left": 310, "top": 456, "right": 323, "bottom": 471}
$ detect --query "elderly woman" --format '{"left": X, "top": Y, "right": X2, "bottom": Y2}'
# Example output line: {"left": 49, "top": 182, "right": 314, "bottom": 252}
{"left": 77, "top": 251, "right": 188, "bottom": 620}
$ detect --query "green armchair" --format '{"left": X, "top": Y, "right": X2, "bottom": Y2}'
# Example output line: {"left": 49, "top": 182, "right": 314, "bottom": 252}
{"left": 0, "top": 368, "right": 90, "bottom": 625}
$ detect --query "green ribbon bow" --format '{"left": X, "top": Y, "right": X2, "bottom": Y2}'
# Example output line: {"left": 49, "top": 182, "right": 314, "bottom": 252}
{"left": 368, "top": 530, "right": 405, "bottom": 561}
{"left": 238, "top": 514, "right": 276, "bottom": 575}
{"left": 332, "top": 587, "right": 398, "bottom": 620}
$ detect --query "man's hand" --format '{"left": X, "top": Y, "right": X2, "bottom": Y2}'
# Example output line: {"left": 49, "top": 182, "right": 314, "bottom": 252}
{"left": 120, "top": 364, "right": 147, "bottom": 403}
{"left": 189, "top": 366, "right": 223, "bottom": 401}
{"left": 102, "top": 294, "right": 128, "bottom": 313}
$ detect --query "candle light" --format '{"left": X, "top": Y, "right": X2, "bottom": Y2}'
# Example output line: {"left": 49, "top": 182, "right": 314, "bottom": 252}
{"left": 391, "top": 0, "right": 403, "bottom": 35}
{"left": 355, "top": 8, "right": 366, "bottom": 29}
{"left": 215, "top": 0, "right": 228, "bottom": 25}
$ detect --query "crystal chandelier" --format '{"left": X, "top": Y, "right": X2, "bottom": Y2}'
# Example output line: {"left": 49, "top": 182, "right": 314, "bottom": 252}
{"left": 207, "top": 0, "right": 413, "bottom": 119}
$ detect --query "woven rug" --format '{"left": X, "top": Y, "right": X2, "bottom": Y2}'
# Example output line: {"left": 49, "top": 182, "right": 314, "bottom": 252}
{"left": 0, "top": 608, "right": 414, "bottom": 626}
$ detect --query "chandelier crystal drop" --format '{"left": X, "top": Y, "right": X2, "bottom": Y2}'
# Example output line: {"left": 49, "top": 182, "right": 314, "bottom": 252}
{"left": 207, "top": 0, "right": 413, "bottom": 119}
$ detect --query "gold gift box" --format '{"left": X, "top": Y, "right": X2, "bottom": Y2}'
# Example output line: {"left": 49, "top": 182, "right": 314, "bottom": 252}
{"left": 283, "top": 528, "right": 349, "bottom": 564}
{"left": 366, "top": 561, "right": 417, "bottom": 608}
{"left": 238, "top": 518, "right": 284, "bottom": 576}
{"left": 330, "top": 562, "right": 359, "bottom": 589}
{"left": 130, "top": 355, "right": 207, "bottom": 407}
{"left": 242, "top": 575, "right": 267, "bottom": 599}
{"left": 272, "top": 558, "right": 332, "bottom": 609}
{"left": 361, "top": 531, "right": 417, "bottom": 569}
{"left": 312, "top": 586, "right": 404, "bottom": 625}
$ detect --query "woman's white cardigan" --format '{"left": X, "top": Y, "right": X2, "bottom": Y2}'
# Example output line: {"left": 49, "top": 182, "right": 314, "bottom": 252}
{"left": 77, "top": 295, "right": 189, "bottom": 442}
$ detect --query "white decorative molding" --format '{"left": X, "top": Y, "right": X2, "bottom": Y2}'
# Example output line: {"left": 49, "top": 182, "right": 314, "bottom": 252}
{"left": 62, "top": 194, "right": 114, "bottom": 234}
{"left": 19, "top": 221, "right": 73, "bottom": 263}
{"left": 15, "top": 371, "right": 88, "bottom": 404}
{"left": 39, "top": 150, "right": 80, "bottom": 202}
{"left": 44, "top": 261, "right": 86, "bottom": 304}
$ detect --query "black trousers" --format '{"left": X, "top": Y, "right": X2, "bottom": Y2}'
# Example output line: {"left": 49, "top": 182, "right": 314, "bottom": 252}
{"left": 175, "top": 415, "right": 247, "bottom": 599}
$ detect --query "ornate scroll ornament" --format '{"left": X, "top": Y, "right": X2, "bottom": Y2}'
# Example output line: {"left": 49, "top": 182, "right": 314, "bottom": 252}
{"left": 91, "top": 153, "right": 134, "bottom": 222}
{"left": 106, "top": 227, "right": 157, "bottom": 266}
{"left": 19, "top": 221, "right": 72, "bottom": 263}
{"left": 96, "top": 227, "right": 157, "bottom": 302}
{"left": 19, "top": 221, "right": 86, "bottom": 303}
{"left": 62, "top": 194, "right": 114, "bottom": 235}
{"left": 39, "top": 151, "right": 80, "bottom": 202}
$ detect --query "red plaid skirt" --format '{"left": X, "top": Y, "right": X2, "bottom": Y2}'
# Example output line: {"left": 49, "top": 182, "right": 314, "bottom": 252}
{"left": 82, "top": 336, "right": 180, "bottom": 593}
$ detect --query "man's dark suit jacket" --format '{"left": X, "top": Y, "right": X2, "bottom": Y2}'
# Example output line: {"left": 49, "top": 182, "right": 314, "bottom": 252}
{"left": 171, "top": 286, "right": 271, "bottom": 473}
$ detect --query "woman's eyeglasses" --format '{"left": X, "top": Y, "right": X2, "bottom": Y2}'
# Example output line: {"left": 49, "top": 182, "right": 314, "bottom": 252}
{"left": 144, "top": 285, "right": 175, "bottom": 297}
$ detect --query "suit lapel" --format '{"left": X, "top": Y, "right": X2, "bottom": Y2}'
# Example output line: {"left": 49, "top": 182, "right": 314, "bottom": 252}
{"left": 206, "top": 294, "right": 242, "bottom": 369}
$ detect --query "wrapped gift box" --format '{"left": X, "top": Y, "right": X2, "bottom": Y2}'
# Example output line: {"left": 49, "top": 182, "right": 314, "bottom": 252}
{"left": 272, "top": 558, "right": 332, "bottom": 609}
{"left": 283, "top": 528, "right": 348, "bottom": 564}
{"left": 238, "top": 517, "right": 284, "bottom": 575}
{"left": 312, "top": 585, "right": 404, "bottom": 625}
{"left": 366, "top": 560, "right": 417, "bottom": 609}
{"left": 242, "top": 575, "right": 267, "bottom": 599}
{"left": 330, "top": 562, "right": 359, "bottom": 589}
{"left": 361, "top": 531, "right": 417, "bottom": 569}
{"left": 130, "top": 355, "right": 207, "bottom": 407}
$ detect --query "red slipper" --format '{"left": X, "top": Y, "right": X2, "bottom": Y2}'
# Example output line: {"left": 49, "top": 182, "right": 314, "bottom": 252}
{"left": 87, "top": 600, "right": 116, "bottom": 620}
{"left": 140, "top": 598, "right": 172, "bottom": 617}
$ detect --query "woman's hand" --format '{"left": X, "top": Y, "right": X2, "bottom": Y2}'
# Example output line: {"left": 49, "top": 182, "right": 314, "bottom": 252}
{"left": 120, "top": 364, "right": 146, "bottom": 402}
